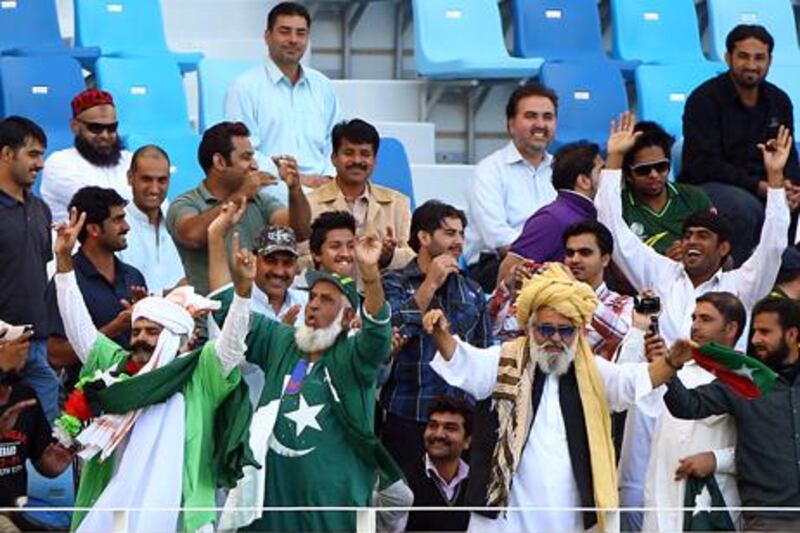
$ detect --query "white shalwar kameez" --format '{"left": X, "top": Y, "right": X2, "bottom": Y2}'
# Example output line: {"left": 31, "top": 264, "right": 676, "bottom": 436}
{"left": 430, "top": 336, "right": 655, "bottom": 532}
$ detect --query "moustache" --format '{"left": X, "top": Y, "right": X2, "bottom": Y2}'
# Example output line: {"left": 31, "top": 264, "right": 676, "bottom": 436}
{"left": 346, "top": 163, "right": 368, "bottom": 171}
{"left": 130, "top": 340, "right": 155, "bottom": 354}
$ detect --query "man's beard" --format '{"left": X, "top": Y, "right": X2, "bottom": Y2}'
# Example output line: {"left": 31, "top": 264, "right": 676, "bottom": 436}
{"left": 129, "top": 340, "right": 155, "bottom": 364}
{"left": 529, "top": 336, "right": 577, "bottom": 376}
{"left": 75, "top": 135, "right": 123, "bottom": 167}
{"left": 760, "top": 338, "right": 792, "bottom": 371}
{"left": 294, "top": 308, "right": 346, "bottom": 353}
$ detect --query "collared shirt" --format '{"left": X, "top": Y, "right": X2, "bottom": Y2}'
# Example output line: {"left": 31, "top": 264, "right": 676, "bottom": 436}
{"left": 165, "top": 181, "right": 283, "bottom": 295}
{"left": 41, "top": 147, "right": 133, "bottom": 223}
{"left": 381, "top": 259, "right": 492, "bottom": 422}
{"left": 251, "top": 283, "right": 308, "bottom": 325}
{"left": 664, "top": 366, "right": 800, "bottom": 521}
{"left": 464, "top": 142, "right": 556, "bottom": 265}
{"left": 0, "top": 190, "right": 51, "bottom": 338}
{"left": 597, "top": 168, "right": 789, "bottom": 347}
{"left": 224, "top": 57, "right": 341, "bottom": 177}
{"left": 46, "top": 248, "right": 146, "bottom": 351}
{"left": 681, "top": 72, "right": 800, "bottom": 192}
{"left": 622, "top": 182, "right": 713, "bottom": 255}
{"left": 508, "top": 190, "right": 597, "bottom": 262}
{"left": 424, "top": 453, "right": 470, "bottom": 502}
{"left": 346, "top": 188, "right": 370, "bottom": 228}
{"left": 117, "top": 203, "right": 184, "bottom": 295}
{"left": 589, "top": 283, "right": 633, "bottom": 360}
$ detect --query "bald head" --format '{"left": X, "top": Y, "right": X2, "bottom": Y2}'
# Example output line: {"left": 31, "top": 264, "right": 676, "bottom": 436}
{"left": 128, "top": 145, "right": 170, "bottom": 216}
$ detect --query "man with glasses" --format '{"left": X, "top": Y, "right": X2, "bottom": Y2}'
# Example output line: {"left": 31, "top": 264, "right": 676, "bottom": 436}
{"left": 42, "top": 89, "right": 133, "bottom": 223}
{"left": 621, "top": 122, "right": 712, "bottom": 261}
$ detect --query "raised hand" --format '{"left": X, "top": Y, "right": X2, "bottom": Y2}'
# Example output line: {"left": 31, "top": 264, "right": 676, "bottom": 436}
{"left": 759, "top": 125, "right": 794, "bottom": 187}
{"left": 54, "top": 208, "right": 87, "bottom": 259}
{"left": 606, "top": 112, "right": 641, "bottom": 169}
{"left": 355, "top": 229, "right": 383, "bottom": 269}
{"left": 281, "top": 304, "right": 302, "bottom": 326}
{"left": 425, "top": 254, "right": 460, "bottom": 290}
{"left": 422, "top": 309, "right": 450, "bottom": 335}
{"left": 378, "top": 226, "right": 397, "bottom": 269}
{"left": 129, "top": 285, "right": 149, "bottom": 304}
{"left": 668, "top": 338, "right": 697, "bottom": 368}
{"left": 209, "top": 198, "right": 247, "bottom": 239}
{"left": 0, "top": 332, "right": 32, "bottom": 372}
{"left": 272, "top": 155, "right": 301, "bottom": 190}
{"left": 231, "top": 232, "right": 256, "bottom": 297}
{"left": 236, "top": 171, "right": 278, "bottom": 200}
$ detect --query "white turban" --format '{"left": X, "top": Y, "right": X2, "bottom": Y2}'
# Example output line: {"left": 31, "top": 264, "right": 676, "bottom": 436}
{"left": 131, "top": 286, "right": 221, "bottom": 336}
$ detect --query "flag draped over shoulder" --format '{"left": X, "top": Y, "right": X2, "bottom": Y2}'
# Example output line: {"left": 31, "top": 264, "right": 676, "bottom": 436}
{"left": 692, "top": 342, "right": 778, "bottom": 400}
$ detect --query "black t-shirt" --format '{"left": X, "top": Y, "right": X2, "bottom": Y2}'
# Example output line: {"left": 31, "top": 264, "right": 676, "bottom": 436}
{"left": 0, "top": 384, "right": 51, "bottom": 506}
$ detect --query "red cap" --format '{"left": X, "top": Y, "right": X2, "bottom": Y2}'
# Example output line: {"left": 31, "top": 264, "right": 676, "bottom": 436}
{"left": 71, "top": 89, "right": 114, "bottom": 117}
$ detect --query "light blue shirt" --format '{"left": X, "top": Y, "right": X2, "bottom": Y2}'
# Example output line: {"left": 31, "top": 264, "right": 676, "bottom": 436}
{"left": 224, "top": 58, "right": 341, "bottom": 180}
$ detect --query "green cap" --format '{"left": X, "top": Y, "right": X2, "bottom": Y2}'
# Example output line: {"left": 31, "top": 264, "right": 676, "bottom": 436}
{"left": 305, "top": 270, "right": 360, "bottom": 310}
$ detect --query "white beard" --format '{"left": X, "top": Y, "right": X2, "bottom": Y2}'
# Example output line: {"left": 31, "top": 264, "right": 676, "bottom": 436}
{"left": 529, "top": 336, "right": 577, "bottom": 376}
{"left": 294, "top": 307, "right": 345, "bottom": 353}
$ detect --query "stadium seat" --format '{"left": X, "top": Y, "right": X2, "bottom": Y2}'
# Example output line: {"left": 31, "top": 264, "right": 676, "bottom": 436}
{"left": 197, "top": 58, "right": 260, "bottom": 132}
{"left": 0, "top": 0, "right": 99, "bottom": 66}
{"left": 410, "top": 0, "right": 543, "bottom": 79}
{"left": 94, "top": 57, "right": 194, "bottom": 139}
{"left": 372, "top": 137, "right": 415, "bottom": 209}
{"left": 73, "top": 0, "right": 203, "bottom": 73}
{"left": 511, "top": 0, "right": 638, "bottom": 76}
{"left": 635, "top": 63, "right": 725, "bottom": 137}
{"left": 538, "top": 60, "right": 628, "bottom": 148}
{"left": 767, "top": 65, "right": 800, "bottom": 134}
{"left": 126, "top": 132, "right": 203, "bottom": 201}
{"left": 706, "top": 0, "right": 800, "bottom": 64}
{"left": 0, "top": 55, "right": 86, "bottom": 153}
{"left": 610, "top": 0, "right": 709, "bottom": 65}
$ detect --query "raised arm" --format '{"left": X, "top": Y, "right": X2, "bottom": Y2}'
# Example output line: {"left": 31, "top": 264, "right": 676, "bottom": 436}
{"left": 214, "top": 232, "right": 254, "bottom": 377}
{"left": 52, "top": 210, "right": 99, "bottom": 362}
{"left": 355, "top": 228, "right": 386, "bottom": 317}
{"left": 274, "top": 156, "right": 311, "bottom": 242}
{"left": 207, "top": 199, "right": 247, "bottom": 292}
{"left": 732, "top": 125, "right": 792, "bottom": 308}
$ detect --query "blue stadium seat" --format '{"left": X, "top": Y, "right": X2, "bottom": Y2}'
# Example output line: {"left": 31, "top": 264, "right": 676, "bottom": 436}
{"left": 706, "top": 0, "right": 800, "bottom": 64}
{"left": 511, "top": 0, "right": 638, "bottom": 76}
{"left": 126, "top": 132, "right": 202, "bottom": 201}
{"left": 610, "top": 0, "right": 709, "bottom": 65}
{"left": 0, "top": 0, "right": 99, "bottom": 66}
{"left": 538, "top": 60, "right": 628, "bottom": 147}
{"left": 74, "top": 0, "right": 203, "bottom": 73}
{"left": 635, "top": 63, "right": 725, "bottom": 137}
{"left": 411, "top": 0, "right": 543, "bottom": 79}
{"left": 197, "top": 58, "right": 260, "bottom": 132}
{"left": 0, "top": 55, "right": 86, "bottom": 153}
{"left": 372, "top": 137, "right": 415, "bottom": 209}
{"left": 94, "top": 57, "right": 194, "bottom": 139}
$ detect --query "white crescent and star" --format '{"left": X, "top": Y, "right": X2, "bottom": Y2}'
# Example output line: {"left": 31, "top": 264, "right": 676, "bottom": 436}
{"left": 732, "top": 365, "right": 755, "bottom": 380}
{"left": 267, "top": 393, "right": 325, "bottom": 458}
{"left": 692, "top": 485, "right": 712, "bottom": 517}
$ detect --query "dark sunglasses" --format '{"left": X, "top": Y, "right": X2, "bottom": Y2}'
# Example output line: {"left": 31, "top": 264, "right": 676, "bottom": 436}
{"left": 630, "top": 159, "right": 670, "bottom": 177}
{"left": 533, "top": 324, "right": 577, "bottom": 341}
{"left": 78, "top": 119, "right": 119, "bottom": 135}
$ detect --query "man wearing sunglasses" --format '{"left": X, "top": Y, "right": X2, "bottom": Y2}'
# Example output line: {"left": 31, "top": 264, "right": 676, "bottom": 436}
{"left": 42, "top": 89, "right": 132, "bottom": 223}
{"left": 621, "top": 122, "right": 712, "bottom": 261}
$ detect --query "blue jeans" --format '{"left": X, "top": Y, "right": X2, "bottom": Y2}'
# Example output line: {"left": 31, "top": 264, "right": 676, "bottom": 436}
{"left": 22, "top": 339, "right": 59, "bottom": 423}
{"left": 701, "top": 182, "right": 765, "bottom": 267}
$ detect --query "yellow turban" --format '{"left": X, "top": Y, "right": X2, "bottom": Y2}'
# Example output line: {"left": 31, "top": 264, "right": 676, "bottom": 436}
{"left": 514, "top": 262, "right": 599, "bottom": 328}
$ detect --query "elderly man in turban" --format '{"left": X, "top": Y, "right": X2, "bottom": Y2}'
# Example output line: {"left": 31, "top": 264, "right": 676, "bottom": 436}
{"left": 423, "top": 263, "right": 686, "bottom": 532}
{"left": 51, "top": 209, "right": 255, "bottom": 532}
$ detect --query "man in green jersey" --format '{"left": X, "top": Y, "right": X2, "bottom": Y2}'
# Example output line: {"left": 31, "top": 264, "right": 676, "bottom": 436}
{"left": 212, "top": 205, "right": 399, "bottom": 531}
{"left": 621, "top": 122, "right": 713, "bottom": 260}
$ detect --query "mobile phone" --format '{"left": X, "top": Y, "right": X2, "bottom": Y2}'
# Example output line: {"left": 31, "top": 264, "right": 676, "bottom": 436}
{"left": 648, "top": 315, "right": 659, "bottom": 336}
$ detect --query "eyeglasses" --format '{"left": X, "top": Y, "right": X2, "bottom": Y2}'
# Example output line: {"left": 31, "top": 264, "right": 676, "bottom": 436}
{"left": 533, "top": 324, "right": 577, "bottom": 341}
{"left": 77, "top": 119, "right": 119, "bottom": 135}
{"left": 629, "top": 159, "right": 670, "bottom": 177}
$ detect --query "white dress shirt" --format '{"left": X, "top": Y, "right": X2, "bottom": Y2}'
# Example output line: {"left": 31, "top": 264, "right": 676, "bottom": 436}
{"left": 464, "top": 142, "right": 556, "bottom": 265}
{"left": 251, "top": 283, "right": 308, "bottom": 325}
{"left": 642, "top": 362, "right": 739, "bottom": 532}
{"left": 117, "top": 203, "right": 185, "bottom": 295}
{"left": 596, "top": 169, "right": 789, "bottom": 348}
{"left": 431, "top": 337, "right": 654, "bottom": 532}
{"left": 224, "top": 58, "right": 341, "bottom": 178}
{"left": 42, "top": 147, "right": 133, "bottom": 223}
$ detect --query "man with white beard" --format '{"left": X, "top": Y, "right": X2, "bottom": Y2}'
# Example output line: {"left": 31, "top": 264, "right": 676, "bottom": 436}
{"left": 213, "top": 226, "right": 404, "bottom": 532}
{"left": 422, "top": 263, "right": 687, "bottom": 532}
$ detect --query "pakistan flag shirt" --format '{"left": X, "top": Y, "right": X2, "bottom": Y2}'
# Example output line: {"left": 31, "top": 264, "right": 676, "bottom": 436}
{"left": 213, "top": 287, "right": 392, "bottom": 531}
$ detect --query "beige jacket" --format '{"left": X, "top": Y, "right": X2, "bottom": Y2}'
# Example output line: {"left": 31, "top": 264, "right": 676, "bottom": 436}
{"left": 300, "top": 180, "right": 415, "bottom": 271}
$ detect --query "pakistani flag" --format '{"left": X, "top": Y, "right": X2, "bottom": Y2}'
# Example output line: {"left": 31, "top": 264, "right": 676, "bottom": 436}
{"left": 683, "top": 475, "right": 735, "bottom": 531}
{"left": 692, "top": 342, "right": 778, "bottom": 400}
